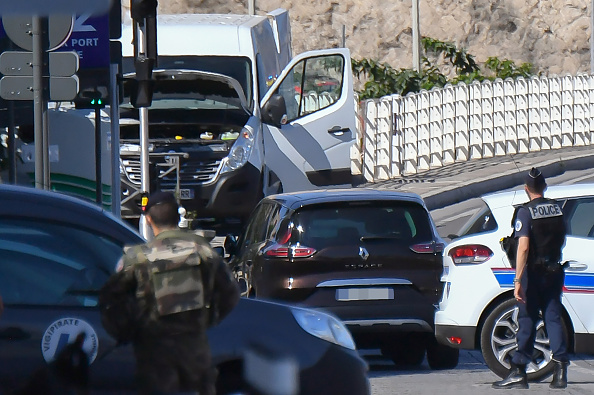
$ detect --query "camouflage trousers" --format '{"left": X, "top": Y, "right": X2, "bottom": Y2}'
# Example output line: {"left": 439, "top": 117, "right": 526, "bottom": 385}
{"left": 133, "top": 331, "right": 216, "bottom": 395}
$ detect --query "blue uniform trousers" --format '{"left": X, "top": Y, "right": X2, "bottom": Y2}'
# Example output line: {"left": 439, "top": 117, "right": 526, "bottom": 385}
{"left": 512, "top": 267, "right": 569, "bottom": 365}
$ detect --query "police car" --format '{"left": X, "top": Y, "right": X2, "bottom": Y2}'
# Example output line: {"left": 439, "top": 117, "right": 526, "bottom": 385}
{"left": 435, "top": 184, "right": 594, "bottom": 381}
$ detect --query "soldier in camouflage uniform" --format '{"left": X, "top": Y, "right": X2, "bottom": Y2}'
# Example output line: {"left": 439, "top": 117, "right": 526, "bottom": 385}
{"left": 115, "top": 191, "right": 240, "bottom": 395}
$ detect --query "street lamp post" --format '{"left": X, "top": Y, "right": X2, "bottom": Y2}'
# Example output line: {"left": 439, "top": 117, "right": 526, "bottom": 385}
{"left": 412, "top": 0, "right": 421, "bottom": 73}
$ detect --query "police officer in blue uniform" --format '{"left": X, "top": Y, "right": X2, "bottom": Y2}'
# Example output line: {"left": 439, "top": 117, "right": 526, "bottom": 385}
{"left": 493, "top": 167, "right": 569, "bottom": 389}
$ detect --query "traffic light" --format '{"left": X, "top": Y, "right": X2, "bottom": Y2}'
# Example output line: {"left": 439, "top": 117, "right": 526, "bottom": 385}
{"left": 130, "top": 0, "right": 158, "bottom": 21}
{"left": 74, "top": 91, "right": 107, "bottom": 109}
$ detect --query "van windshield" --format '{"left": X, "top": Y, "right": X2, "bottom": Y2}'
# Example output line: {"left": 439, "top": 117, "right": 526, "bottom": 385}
{"left": 122, "top": 55, "right": 253, "bottom": 107}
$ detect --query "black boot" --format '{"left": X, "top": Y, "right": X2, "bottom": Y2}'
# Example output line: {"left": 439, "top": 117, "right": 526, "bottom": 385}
{"left": 492, "top": 363, "right": 529, "bottom": 389}
{"left": 550, "top": 360, "right": 569, "bottom": 389}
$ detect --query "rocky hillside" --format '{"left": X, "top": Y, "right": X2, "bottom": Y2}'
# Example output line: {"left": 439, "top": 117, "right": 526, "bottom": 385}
{"left": 125, "top": 0, "right": 591, "bottom": 77}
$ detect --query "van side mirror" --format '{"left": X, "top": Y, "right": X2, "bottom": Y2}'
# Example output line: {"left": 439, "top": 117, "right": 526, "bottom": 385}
{"left": 262, "top": 94, "right": 288, "bottom": 128}
{"left": 224, "top": 234, "right": 238, "bottom": 256}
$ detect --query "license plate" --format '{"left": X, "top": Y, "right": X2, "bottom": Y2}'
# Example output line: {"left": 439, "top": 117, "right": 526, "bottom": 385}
{"left": 164, "top": 189, "right": 194, "bottom": 200}
{"left": 179, "top": 189, "right": 194, "bottom": 199}
{"left": 336, "top": 288, "right": 394, "bottom": 301}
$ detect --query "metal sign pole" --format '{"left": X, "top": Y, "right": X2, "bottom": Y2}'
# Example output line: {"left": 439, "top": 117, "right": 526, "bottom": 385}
{"left": 136, "top": 21, "right": 152, "bottom": 239}
{"left": 95, "top": 107, "right": 102, "bottom": 205}
{"left": 7, "top": 101, "right": 16, "bottom": 183}
{"left": 109, "top": 63, "right": 121, "bottom": 217}
{"left": 32, "top": 16, "right": 48, "bottom": 189}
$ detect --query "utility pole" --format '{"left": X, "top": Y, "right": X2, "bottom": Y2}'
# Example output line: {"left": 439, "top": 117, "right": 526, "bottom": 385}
{"left": 412, "top": 0, "right": 421, "bottom": 73}
{"left": 248, "top": 0, "right": 255, "bottom": 15}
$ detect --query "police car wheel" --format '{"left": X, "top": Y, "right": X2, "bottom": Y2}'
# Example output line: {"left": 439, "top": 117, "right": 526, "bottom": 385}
{"left": 480, "top": 298, "right": 567, "bottom": 381}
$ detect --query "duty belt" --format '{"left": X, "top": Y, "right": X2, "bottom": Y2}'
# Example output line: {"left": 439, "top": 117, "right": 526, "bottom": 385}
{"left": 531, "top": 257, "right": 563, "bottom": 273}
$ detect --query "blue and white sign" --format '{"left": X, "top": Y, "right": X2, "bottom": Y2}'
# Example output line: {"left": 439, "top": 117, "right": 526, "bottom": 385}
{"left": 0, "top": 13, "right": 110, "bottom": 70}
{"left": 57, "top": 13, "right": 110, "bottom": 70}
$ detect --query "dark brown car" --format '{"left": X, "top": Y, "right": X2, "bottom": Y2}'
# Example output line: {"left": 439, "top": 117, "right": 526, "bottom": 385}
{"left": 226, "top": 189, "right": 459, "bottom": 369}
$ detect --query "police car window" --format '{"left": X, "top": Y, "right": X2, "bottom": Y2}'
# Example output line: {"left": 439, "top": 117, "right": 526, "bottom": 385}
{"left": 458, "top": 203, "right": 498, "bottom": 237}
{"left": 0, "top": 219, "right": 123, "bottom": 307}
{"left": 563, "top": 198, "right": 594, "bottom": 238}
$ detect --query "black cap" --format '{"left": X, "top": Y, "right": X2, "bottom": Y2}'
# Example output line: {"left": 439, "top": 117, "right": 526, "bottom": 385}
{"left": 525, "top": 167, "right": 546, "bottom": 189}
{"left": 143, "top": 191, "right": 177, "bottom": 213}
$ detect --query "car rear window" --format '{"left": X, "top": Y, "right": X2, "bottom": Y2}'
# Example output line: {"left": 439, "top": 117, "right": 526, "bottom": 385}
{"left": 291, "top": 201, "right": 434, "bottom": 249}
{"left": 457, "top": 202, "right": 498, "bottom": 238}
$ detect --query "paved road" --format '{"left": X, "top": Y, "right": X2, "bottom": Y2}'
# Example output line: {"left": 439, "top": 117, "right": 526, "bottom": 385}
{"left": 367, "top": 350, "right": 594, "bottom": 394}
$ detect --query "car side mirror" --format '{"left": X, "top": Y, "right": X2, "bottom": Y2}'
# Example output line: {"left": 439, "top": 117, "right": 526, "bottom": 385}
{"left": 224, "top": 234, "right": 238, "bottom": 256}
{"left": 447, "top": 234, "right": 458, "bottom": 240}
{"left": 262, "top": 94, "right": 288, "bottom": 128}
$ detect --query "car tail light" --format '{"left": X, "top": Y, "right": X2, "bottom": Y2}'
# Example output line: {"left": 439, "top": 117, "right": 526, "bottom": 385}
{"left": 290, "top": 245, "right": 316, "bottom": 258}
{"left": 410, "top": 242, "right": 445, "bottom": 254}
{"left": 448, "top": 244, "right": 493, "bottom": 265}
{"left": 265, "top": 246, "right": 290, "bottom": 257}
{"left": 264, "top": 244, "right": 316, "bottom": 258}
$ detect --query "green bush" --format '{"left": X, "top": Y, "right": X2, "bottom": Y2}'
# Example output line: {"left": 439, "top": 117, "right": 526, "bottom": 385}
{"left": 352, "top": 37, "right": 536, "bottom": 100}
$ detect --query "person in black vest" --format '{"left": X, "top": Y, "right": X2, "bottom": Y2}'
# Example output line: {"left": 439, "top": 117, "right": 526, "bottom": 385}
{"left": 493, "top": 167, "right": 568, "bottom": 389}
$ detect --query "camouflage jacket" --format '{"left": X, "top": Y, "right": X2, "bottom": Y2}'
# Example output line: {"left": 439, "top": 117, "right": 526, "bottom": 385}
{"left": 117, "top": 229, "right": 240, "bottom": 334}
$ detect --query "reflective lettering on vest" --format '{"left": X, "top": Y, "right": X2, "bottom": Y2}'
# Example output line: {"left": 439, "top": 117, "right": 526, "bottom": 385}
{"left": 529, "top": 203, "right": 562, "bottom": 220}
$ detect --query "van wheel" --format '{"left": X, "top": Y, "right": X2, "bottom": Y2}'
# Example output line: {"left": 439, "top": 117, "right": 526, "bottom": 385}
{"left": 426, "top": 338, "right": 459, "bottom": 369}
{"left": 381, "top": 339, "right": 425, "bottom": 367}
{"left": 480, "top": 298, "right": 568, "bottom": 381}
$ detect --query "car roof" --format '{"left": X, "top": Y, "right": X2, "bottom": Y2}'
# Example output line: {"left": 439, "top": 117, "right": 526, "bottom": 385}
{"left": 265, "top": 188, "right": 427, "bottom": 211}
{"left": 482, "top": 183, "right": 594, "bottom": 209}
{"left": 0, "top": 184, "right": 142, "bottom": 243}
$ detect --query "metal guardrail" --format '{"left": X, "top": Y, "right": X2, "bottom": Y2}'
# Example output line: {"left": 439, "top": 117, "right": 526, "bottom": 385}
{"left": 357, "top": 74, "right": 594, "bottom": 181}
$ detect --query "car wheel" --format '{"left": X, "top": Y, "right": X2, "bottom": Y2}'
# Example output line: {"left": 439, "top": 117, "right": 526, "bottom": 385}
{"left": 480, "top": 298, "right": 568, "bottom": 381}
{"left": 381, "top": 339, "right": 426, "bottom": 367}
{"left": 426, "top": 338, "right": 459, "bottom": 370}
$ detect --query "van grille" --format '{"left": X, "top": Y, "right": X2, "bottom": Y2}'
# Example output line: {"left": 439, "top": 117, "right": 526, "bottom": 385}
{"left": 121, "top": 156, "right": 222, "bottom": 186}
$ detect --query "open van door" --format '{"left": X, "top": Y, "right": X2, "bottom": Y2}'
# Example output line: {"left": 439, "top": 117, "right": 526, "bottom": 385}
{"left": 260, "top": 48, "right": 356, "bottom": 194}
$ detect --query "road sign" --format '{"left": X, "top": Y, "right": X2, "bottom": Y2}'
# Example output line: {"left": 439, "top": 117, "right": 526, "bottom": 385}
{"left": 0, "top": 3, "right": 117, "bottom": 106}
{"left": 2, "top": 15, "right": 74, "bottom": 52}
{"left": 0, "top": 75, "right": 79, "bottom": 101}
{"left": 0, "top": 51, "right": 79, "bottom": 76}
{"left": 57, "top": 13, "right": 110, "bottom": 69}
{"left": 0, "top": 0, "right": 112, "bottom": 16}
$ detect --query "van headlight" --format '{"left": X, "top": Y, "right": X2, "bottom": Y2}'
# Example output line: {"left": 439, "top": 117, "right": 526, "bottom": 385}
{"left": 221, "top": 127, "right": 254, "bottom": 173}
{"left": 291, "top": 307, "right": 356, "bottom": 350}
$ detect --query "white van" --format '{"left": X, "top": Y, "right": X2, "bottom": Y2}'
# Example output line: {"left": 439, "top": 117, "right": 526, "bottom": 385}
{"left": 119, "top": 9, "right": 357, "bottom": 231}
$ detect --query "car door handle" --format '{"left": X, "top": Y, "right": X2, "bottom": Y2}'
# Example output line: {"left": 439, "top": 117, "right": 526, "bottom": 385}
{"left": 0, "top": 327, "right": 31, "bottom": 341}
{"left": 328, "top": 126, "right": 350, "bottom": 136}
{"left": 565, "top": 261, "right": 588, "bottom": 271}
